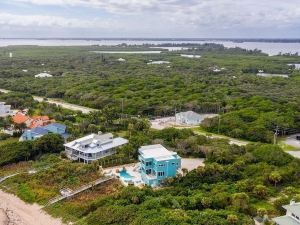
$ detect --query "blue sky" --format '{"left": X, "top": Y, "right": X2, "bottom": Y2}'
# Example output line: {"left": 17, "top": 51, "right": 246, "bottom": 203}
{"left": 0, "top": 0, "right": 300, "bottom": 38}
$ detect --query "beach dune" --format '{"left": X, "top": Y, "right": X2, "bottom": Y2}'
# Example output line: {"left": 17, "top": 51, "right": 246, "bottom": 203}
{"left": 0, "top": 190, "right": 64, "bottom": 225}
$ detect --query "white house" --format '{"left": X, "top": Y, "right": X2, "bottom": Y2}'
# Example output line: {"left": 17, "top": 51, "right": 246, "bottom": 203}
{"left": 0, "top": 102, "right": 14, "bottom": 117}
{"left": 35, "top": 73, "right": 53, "bottom": 78}
{"left": 64, "top": 133, "right": 128, "bottom": 164}
{"left": 117, "top": 58, "right": 126, "bottom": 62}
{"left": 175, "top": 111, "right": 203, "bottom": 125}
{"left": 273, "top": 201, "right": 300, "bottom": 225}
{"left": 181, "top": 54, "right": 201, "bottom": 59}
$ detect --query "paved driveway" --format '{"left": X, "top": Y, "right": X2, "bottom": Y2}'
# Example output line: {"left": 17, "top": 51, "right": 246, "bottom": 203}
{"left": 287, "top": 151, "right": 300, "bottom": 159}
{"left": 181, "top": 158, "right": 205, "bottom": 171}
{"left": 284, "top": 134, "right": 300, "bottom": 149}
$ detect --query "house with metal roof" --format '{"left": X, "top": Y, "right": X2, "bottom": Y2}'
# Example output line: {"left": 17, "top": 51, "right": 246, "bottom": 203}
{"left": 273, "top": 201, "right": 300, "bottom": 225}
{"left": 0, "top": 102, "right": 14, "bottom": 117}
{"left": 19, "top": 123, "right": 69, "bottom": 141}
{"left": 64, "top": 133, "right": 128, "bottom": 164}
{"left": 175, "top": 111, "right": 203, "bottom": 125}
{"left": 138, "top": 144, "right": 181, "bottom": 187}
{"left": 35, "top": 73, "right": 53, "bottom": 78}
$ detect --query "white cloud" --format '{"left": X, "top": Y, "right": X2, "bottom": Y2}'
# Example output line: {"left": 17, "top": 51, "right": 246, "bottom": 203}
{"left": 11, "top": 0, "right": 300, "bottom": 27}
{"left": 3, "top": 0, "right": 300, "bottom": 37}
{"left": 0, "top": 12, "right": 117, "bottom": 29}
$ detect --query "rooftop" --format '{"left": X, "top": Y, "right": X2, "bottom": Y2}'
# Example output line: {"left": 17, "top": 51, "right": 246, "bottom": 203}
{"left": 283, "top": 202, "right": 300, "bottom": 218}
{"left": 35, "top": 73, "right": 53, "bottom": 77}
{"left": 44, "top": 122, "right": 66, "bottom": 130}
{"left": 139, "top": 144, "right": 179, "bottom": 161}
{"left": 273, "top": 216, "right": 300, "bottom": 225}
{"left": 64, "top": 133, "right": 128, "bottom": 154}
{"left": 176, "top": 111, "right": 202, "bottom": 120}
{"left": 12, "top": 113, "right": 29, "bottom": 124}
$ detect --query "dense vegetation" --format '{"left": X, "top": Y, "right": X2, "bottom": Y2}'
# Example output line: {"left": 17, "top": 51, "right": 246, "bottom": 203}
{"left": 0, "top": 134, "right": 64, "bottom": 166}
{"left": 2, "top": 155, "right": 103, "bottom": 204}
{"left": 0, "top": 44, "right": 300, "bottom": 142}
{"left": 44, "top": 139, "right": 300, "bottom": 225}
{"left": 1, "top": 44, "right": 300, "bottom": 224}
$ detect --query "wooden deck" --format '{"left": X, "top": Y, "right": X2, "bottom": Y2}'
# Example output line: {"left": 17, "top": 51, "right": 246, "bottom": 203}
{"left": 45, "top": 176, "right": 114, "bottom": 207}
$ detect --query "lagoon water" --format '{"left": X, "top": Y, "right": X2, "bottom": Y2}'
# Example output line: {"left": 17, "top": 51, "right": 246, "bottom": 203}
{"left": 1, "top": 39, "right": 300, "bottom": 56}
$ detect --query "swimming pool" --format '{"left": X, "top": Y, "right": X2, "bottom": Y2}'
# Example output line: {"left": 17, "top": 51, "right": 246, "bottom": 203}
{"left": 119, "top": 169, "right": 134, "bottom": 180}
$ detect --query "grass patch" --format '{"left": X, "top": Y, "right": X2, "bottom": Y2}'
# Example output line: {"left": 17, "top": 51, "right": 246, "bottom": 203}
{"left": 45, "top": 179, "right": 122, "bottom": 223}
{"left": 17, "top": 183, "right": 36, "bottom": 203}
{"left": 1, "top": 159, "right": 104, "bottom": 205}
{"left": 278, "top": 141, "right": 298, "bottom": 151}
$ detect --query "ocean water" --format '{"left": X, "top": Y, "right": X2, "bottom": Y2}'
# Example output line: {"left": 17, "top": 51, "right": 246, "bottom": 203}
{"left": 1, "top": 39, "right": 300, "bottom": 56}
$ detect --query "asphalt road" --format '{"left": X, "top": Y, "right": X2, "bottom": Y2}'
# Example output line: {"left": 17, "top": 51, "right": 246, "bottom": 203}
{"left": 0, "top": 88, "right": 97, "bottom": 114}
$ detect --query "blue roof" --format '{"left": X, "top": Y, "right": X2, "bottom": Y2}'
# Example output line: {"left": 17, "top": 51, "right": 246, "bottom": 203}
{"left": 29, "top": 127, "right": 49, "bottom": 135}
{"left": 44, "top": 123, "right": 66, "bottom": 130}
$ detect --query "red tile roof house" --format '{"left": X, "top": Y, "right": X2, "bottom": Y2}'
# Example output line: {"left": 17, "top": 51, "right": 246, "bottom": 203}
{"left": 12, "top": 112, "right": 52, "bottom": 128}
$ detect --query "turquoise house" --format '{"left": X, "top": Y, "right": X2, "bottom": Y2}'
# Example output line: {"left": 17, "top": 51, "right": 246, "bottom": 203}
{"left": 138, "top": 144, "right": 181, "bottom": 187}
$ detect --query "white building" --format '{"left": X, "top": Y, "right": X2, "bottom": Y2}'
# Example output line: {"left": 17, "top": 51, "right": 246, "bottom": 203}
{"left": 117, "top": 58, "right": 126, "bottom": 62}
{"left": 147, "top": 61, "right": 170, "bottom": 65}
{"left": 64, "top": 133, "right": 128, "bottom": 163}
{"left": 175, "top": 111, "right": 203, "bottom": 125}
{"left": 0, "top": 102, "right": 14, "bottom": 117}
{"left": 273, "top": 201, "right": 300, "bottom": 225}
{"left": 181, "top": 54, "right": 201, "bottom": 59}
{"left": 35, "top": 73, "right": 53, "bottom": 78}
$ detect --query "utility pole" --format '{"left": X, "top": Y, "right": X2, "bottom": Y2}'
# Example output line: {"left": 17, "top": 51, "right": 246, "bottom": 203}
{"left": 121, "top": 98, "right": 124, "bottom": 119}
{"left": 174, "top": 105, "right": 177, "bottom": 123}
{"left": 274, "top": 125, "right": 279, "bottom": 145}
{"left": 217, "top": 105, "right": 221, "bottom": 134}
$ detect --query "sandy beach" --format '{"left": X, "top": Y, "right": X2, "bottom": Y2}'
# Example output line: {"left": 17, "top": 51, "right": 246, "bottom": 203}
{"left": 0, "top": 190, "right": 65, "bottom": 225}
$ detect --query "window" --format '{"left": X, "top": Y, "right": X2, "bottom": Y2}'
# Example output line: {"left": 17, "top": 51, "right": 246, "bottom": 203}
{"left": 146, "top": 161, "right": 152, "bottom": 166}
{"left": 171, "top": 162, "right": 175, "bottom": 165}
{"left": 158, "top": 171, "right": 165, "bottom": 177}
{"left": 146, "top": 169, "right": 152, "bottom": 175}
{"left": 159, "top": 164, "right": 165, "bottom": 167}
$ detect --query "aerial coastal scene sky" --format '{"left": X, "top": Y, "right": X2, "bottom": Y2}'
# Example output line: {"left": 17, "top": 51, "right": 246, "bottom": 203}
{"left": 0, "top": 0, "right": 300, "bottom": 38}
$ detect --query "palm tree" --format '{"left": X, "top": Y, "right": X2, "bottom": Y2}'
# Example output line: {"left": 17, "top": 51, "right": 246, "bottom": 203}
{"left": 269, "top": 171, "right": 282, "bottom": 187}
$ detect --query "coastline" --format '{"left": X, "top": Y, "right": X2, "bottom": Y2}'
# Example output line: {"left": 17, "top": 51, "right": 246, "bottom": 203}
{"left": 0, "top": 190, "right": 65, "bottom": 225}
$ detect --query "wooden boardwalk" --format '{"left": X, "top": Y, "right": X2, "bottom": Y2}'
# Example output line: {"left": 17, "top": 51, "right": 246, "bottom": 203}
{"left": 45, "top": 177, "right": 113, "bottom": 207}
{"left": 0, "top": 173, "right": 21, "bottom": 183}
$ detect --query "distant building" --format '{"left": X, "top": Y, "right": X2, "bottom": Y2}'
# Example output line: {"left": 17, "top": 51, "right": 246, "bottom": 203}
{"left": 0, "top": 102, "right": 14, "bottom": 117}
{"left": 138, "top": 144, "right": 181, "bottom": 187}
{"left": 181, "top": 54, "right": 201, "bottom": 58}
{"left": 35, "top": 73, "right": 53, "bottom": 78}
{"left": 147, "top": 61, "right": 170, "bottom": 65}
{"left": 175, "top": 111, "right": 203, "bottom": 125}
{"left": 64, "top": 133, "right": 128, "bottom": 163}
{"left": 117, "top": 58, "right": 126, "bottom": 62}
{"left": 9, "top": 52, "right": 12, "bottom": 58}
{"left": 19, "top": 123, "right": 69, "bottom": 141}
{"left": 213, "top": 68, "right": 222, "bottom": 72}
{"left": 273, "top": 201, "right": 300, "bottom": 225}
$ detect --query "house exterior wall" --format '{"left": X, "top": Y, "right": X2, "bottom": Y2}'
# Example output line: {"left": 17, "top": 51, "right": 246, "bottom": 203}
{"left": 139, "top": 154, "right": 181, "bottom": 186}
{"left": 175, "top": 113, "right": 201, "bottom": 125}
{"left": 0, "top": 103, "right": 13, "bottom": 117}
{"left": 65, "top": 147, "right": 116, "bottom": 163}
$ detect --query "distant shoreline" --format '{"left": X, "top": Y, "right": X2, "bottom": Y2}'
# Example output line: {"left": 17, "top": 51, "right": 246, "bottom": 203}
{"left": 1, "top": 38, "right": 300, "bottom": 43}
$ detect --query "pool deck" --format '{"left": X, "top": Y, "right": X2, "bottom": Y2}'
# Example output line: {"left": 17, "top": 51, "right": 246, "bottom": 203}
{"left": 104, "top": 163, "right": 143, "bottom": 187}
{"left": 103, "top": 158, "right": 205, "bottom": 187}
